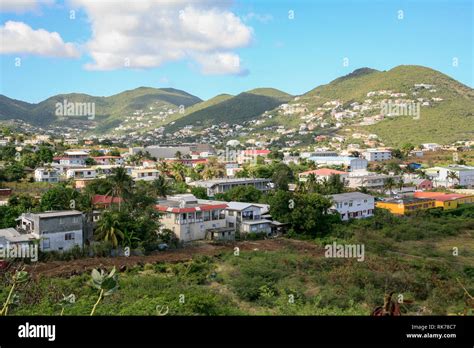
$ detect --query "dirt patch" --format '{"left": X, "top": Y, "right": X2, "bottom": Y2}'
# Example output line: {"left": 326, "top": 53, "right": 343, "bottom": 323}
{"left": 24, "top": 238, "right": 323, "bottom": 279}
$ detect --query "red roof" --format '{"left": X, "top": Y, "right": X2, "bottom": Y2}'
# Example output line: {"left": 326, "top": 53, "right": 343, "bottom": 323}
{"left": 243, "top": 149, "right": 271, "bottom": 156}
{"left": 414, "top": 192, "right": 470, "bottom": 201}
{"left": 300, "top": 168, "right": 348, "bottom": 176}
{"left": 92, "top": 195, "right": 122, "bottom": 205}
{"left": 92, "top": 156, "right": 121, "bottom": 159}
{"left": 155, "top": 203, "right": 228, "bottom": 214}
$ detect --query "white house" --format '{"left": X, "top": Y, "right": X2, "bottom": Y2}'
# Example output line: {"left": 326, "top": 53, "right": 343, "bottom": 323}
{"left": 155, "top": 194, "right": 232, "bottom": 242}
{"left": 328, "top": 192, "right": 375, "bottom": 221}
{"left": 189, "top": 178, "right": 272, "bottom": 197}
{"left": 307, "top": 156, "right": 368, "bottom": 171}
{"left": 426, "top": 166, "right": 474, "bottom": 188}
{"left": 66, "top": 167, "right": 97, "bottom": 179}
{"left": 131, "top": 168, "right": 160, "bottom": 181}
{"left": 225, "top": 202, "right": 272, "bottom": 235}
{"left": 362, "top": 149, "right": 392, "bottom": 162}
{"left": 34, "top": 167, "right": 61, "bottom": 183}
{"left": 16, "top": 211, "right": 84, "bottom": 251}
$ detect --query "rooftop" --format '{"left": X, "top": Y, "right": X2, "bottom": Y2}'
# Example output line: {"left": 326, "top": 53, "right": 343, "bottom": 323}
{"left": 329, "top": 192, "right": 374, "bottom": 201}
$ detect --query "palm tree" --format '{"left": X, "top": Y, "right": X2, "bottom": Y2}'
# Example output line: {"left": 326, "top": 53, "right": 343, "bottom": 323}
{"left": 157, "top": 160, "right": 170, "bottom": 177}
{"left": 151, "top": 175, "right": 171, "bottom": 198}
{"left": 447, "top": 171, "right": 460, "bottom": 187}
{"left": 398, "top": 177, "right": 405, "bottom": 191}
{"left": 202, "top": 157, "right": 225, "bottom": 179}
{"left": 95, "top": 211, "right": 124, "bottom": 248}
{"left": 106, "top": 167, "right": 133, "bottom": 211}
{"left": 171, "top": 162, "right": 186, "bottom": 182}
{"left": 384, "top": 177, "right": 396, "bottom": 196}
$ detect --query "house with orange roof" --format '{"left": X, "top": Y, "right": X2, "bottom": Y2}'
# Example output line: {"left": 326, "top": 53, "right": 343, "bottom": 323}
{"left": 413, "top": 192, "right": 474, "bottom": 210}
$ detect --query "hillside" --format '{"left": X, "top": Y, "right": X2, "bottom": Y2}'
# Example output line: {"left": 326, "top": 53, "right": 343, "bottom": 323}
{"left": 294, "top": 65, "right": 474, "bottom": 146}
{"left": 0, "top": 87, "right": 202, "bottom": 130}
{"left": 166, "top": 88, "right": 292, "bottom": 131}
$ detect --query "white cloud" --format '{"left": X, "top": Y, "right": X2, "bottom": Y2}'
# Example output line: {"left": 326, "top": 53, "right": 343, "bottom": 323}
{"left": 0, "top": 21, "right": 80, "bottom": 58}
{"left": 71, "top": 0, "right": 253, "bottom": 75}
{"left": 0, "top": 0, "right": 54, "bottom": 13}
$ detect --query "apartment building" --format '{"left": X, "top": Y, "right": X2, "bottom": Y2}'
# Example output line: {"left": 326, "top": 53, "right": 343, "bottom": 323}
{"left": 328, "top": 192, "right": 375, "bottom": 221}
{"left": 66, "top": 167, "right": 97, "bottom": 179}
{"left": 131, "top": 168, "right": 160, "bottom": 181}
{"left": 34, "top": 167, "right": 61, "bottom": 183}
{"left": 307, "top": 156, "right": 368, "bottom": 171}
{"left": 155, "top": 194, "right": 232, "bottom": 242}
{"left": 362, "top": 149, "right": 392, "bottom": 162}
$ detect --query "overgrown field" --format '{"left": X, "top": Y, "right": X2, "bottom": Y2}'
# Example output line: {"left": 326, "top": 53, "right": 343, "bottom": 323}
{"left": 1, "top": 209, "right": 473, "bottom": 316}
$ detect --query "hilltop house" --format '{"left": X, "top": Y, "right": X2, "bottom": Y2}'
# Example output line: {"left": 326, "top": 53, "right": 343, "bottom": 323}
{"left": 224, "top": 202, "right": 273, "bottom": 236}
{"left": 426, "top": 166, "right": 474, "bottom": 188}
{"left": 362, "top": 149, "right": 392, "bottom": 162}
{"left": 307, "top": 156, "right": 368, "bottom": 171}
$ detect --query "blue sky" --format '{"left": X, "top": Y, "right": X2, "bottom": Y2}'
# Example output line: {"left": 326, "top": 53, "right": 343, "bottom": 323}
{"left": 0, "top": 0, "right": 472, "bottom": 103}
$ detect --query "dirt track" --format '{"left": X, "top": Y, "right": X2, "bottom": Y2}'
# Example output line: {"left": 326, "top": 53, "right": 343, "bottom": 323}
{"left": 24, "top": 238, "right": 323, "bottom": 279}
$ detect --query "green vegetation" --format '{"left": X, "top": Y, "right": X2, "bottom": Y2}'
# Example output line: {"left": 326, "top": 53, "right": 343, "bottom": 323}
{"left": 167, "top": 88, "right": 292, "bottom": 131}
{"left": 2, "top": 207, "right": 473, "bottom": 316}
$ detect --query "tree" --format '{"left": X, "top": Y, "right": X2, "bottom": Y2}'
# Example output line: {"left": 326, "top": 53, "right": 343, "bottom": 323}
{"left": 202, "top": 157, "right": 225, "bottom": 179}
{"left": 0, "top": 163, "right": 26, "bottom": 182}
{"left": 151, "top": 176, "right": 171, "bottom": 198}
{"left": 447, "top": 171, "right": 460, "bottom": 187}
{"left": 384, "top": 177, "right": 396, "bottom": 196}
{"left": 95, "top": 211, "right": 125, "bottom": 248}
{"left": 271, "top": 163, "right": 293, "bottom": 191}
{"left": 37, "top": 146, "right": 54, "bottom": 164}
{"left": 85, "top": 158, "right": 97, "bottom": 166}
{"left": 191, "top": 186, "right": 208, "bottom": 199}
{"left": 170, "top": 162, "right": 186, "bottom": 182}
{"left": 175, "top": 151, "right": 182, "bottom": 159}
{"left": 41, "top": 185, "right": 78, "bottom": 211}
{"left": 106, "top": 167, "right": 133, "bottom": 211}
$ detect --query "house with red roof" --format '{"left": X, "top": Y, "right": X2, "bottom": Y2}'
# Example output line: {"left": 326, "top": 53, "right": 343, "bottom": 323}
{"left": 155, "top": 194, "right": 233, "bottom": 242}
{"left": 298, "top": 168, "right": 349, "bottom": 183}
{"left": 413, "top": 192, "right": 474, "bottom": 210}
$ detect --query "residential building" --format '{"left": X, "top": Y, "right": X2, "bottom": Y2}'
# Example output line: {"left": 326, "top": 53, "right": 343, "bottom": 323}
{"left": 225, "top": 202, "right": 272, "bottom": 235}
{"left": 376, "top": 197, "right": 436, "bottom": 215}
{"left": 298, "top": 168, "right": 349, "bottom": 183}
{"left": 155, "top": 194, "right": 232, "bottom": 242}
{"left": 362, "top": 149, "right": 392, "bottom": 162}
{"left": 307, "top": 156, "right": 368, "bottom": 171}
{"left": 413, "top": 192, "right": 474, "bottom": 210}
{"left": 34, "top": 167, "right": 60, "bottom": 183}
{"left": 189, "top": 178, "right": 272, "bottom": 197}
{"left": 421, "top": 143, "right": 441, "bottom": 151}
{"left": 346, "top": 172, "right": 401, "bottom": 189}
{"left": 66, "top": 167, "right": 97, "bottom": 179}
{"left": 408, "top": 178, "right": 433, "bottom": 190}
{"left": 426, "top": 166, "right": 474, "bottom": 188}
{"left": 328, "top": 192, "right": 375, "bottom": 221}
{"left": 131, "top": 168, "right": 160, "bottom": 181}
{"left": 16, "top": 211, "right": 84, "bottom": 251}
{"left": 92, "top": 156, "right": 124, "bottom": 165}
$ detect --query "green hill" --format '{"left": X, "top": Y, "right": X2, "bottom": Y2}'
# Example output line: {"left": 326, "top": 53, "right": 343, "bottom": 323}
{"left": 301, "top": 65, "right": 474, "bottom": 145}
{"left": 0, "top": 87, "right": 202, "bottom": 128}
{"left": 167, "top": 88, "right": 292, "bottom": 131}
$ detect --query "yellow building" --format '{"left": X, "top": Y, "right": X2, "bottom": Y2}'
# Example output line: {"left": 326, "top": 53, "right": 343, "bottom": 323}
{"left": 376, "top": 197, "right": 436, "bottom": 215}
{"left": 414, "top": 192, "right": 474, "bottom": 210}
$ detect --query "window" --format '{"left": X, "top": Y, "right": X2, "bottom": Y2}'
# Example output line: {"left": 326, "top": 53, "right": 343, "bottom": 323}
{"left": 65, "top": 233, "right": 75, "bottom": 241}
{"left": 211, "top": 210, "right": 219, "bottom": 220}
{"left": 59, "top": 217, "right": 65, "bottom": 224}
{"left": 73, "top": 216, "right": 79, "bottom": 223}
{"left": 219, "top": 210, "right": 225, "bottom": 219}
{"left": 203, "top": 211, "right": 210, "bottom": 221}
{"left": 196, "top": 211, "right": 202, "bottom": 220}
{"left": 43, "top": 238, "right": 50, "bottom": 250}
